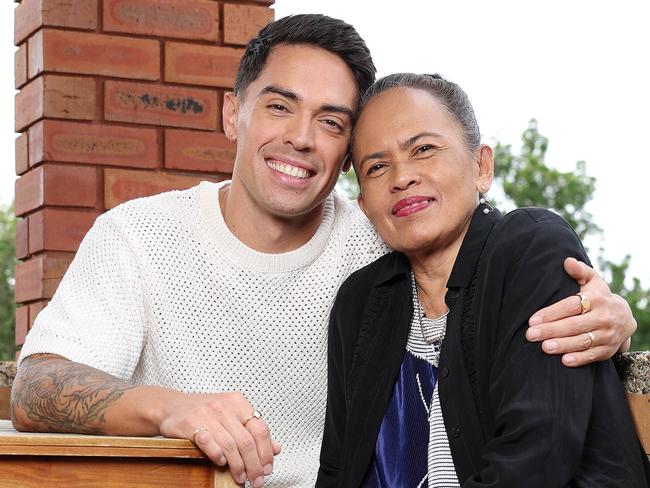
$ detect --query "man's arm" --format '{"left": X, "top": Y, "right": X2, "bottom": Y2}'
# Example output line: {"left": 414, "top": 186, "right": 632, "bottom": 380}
{"left": 12, "top": 354, "right": 279, "bottom": 488}
{"left": 526, "top": 257, "right": 636, "bottom": 366}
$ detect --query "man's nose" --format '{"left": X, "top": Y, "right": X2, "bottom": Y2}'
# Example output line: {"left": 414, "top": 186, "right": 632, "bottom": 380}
{"left": 282, "top": 114, "right": 315, "bottom": 151}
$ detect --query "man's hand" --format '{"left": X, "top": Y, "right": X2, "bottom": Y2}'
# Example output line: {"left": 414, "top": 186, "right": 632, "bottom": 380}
{"left": 157, "top": 391, "right": 281, "bottom": 488}
{"left": 12, "top": 355, "right": 281, "bottom": 487}
{"left": 525, "top": 257, "right": 636, "bottom": 367}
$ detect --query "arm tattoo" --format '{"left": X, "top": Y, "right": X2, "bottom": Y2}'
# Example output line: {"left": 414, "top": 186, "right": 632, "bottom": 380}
{"left": 11, "top": 356, "right": 137, "bottom": 434}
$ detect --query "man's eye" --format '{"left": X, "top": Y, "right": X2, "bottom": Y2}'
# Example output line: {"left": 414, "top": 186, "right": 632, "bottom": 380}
{"left": 322, "top": 119, "right": 343, "bottom": 130}
{"left": 269, "top": 104, "right": 287, "bottom": 112}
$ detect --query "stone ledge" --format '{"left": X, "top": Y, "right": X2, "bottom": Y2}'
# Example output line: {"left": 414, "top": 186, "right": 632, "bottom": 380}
{"left": 0, "top": 362, "right": 17, "bottom": 388}
{"left": 614, "top": 351, "right": 650, "bottom": 394}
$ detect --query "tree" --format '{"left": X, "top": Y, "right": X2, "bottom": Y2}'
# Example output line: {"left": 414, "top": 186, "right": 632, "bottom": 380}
{"left": 0, "top": 202, "right": 16, "bottom": 360}
{"left": 492, "top": 120, "right": 649, "bottom": 351}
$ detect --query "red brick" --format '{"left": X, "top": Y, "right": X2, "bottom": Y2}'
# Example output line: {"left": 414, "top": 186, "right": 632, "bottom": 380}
{"left": 28, "top": 208, "right": 101, "bottom": 254}
{"left": 165, "top": 129, "right": 235, "bottom": 173}
{"left": 16, "top": 218, "right": 29, "bottom": 260}
{"left": 29, "top": 120, "right": 159, "bottom": 169}
{"left": 104, "top": 0, "right": 219, "bottom": 41}
{"left": 223, "top": 4, "right": 273, "bottom": 45}
{"left": 15, "top": 0, "right": 98, "bottom": 45}
{"left": 16, "top": 75, "right": 96, "bottom": 131}
{"left": 165, "top": 42, "right": 242, "bottom": 89}
{"left": 15, "top": 132, "right": 29, "bottom": 175}
{"left": 15, "top": 306, "right": 29, "bottom": 346}
{"left": 104, "top": 168, "right": 221, "bottom": 209}
{"left": 105, "top": 80, "right": 219, "bottom": 130}
{"left": 15, "top": 164, "right": 98, "bottom": 216}
{"left": 28, "top": 29, "right": 160, "bottom": 81}
{"left": 29, "top": 300, "right": 49, "bottom": 328}
{"left": 15, "top": 43, "right": 27, "bottom": 88}
{"left": 15, "top": 253, "right": 74, "bottom": 302}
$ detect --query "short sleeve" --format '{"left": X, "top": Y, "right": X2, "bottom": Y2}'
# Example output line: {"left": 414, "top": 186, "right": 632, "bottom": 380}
{"left": 18, "top": 214, "right": 149, "bottom": 380}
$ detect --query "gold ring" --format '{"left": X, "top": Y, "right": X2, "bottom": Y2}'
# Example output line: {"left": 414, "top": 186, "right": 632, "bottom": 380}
{"left": 244, "top": 409, "right": 262, "bottom": 427}
{"left": 192, "top": 426, "right": 208, "bottom": 444}
{"left": 587, "top": 331, "right": 596, "bottom": 349}
{"left": 576, "top": 293, "right": 591, "bottom": 314}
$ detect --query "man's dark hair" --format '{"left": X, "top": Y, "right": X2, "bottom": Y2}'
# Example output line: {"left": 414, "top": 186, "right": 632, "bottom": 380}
{"left": 234, "top": 14, "right": 376, "bottom": 99}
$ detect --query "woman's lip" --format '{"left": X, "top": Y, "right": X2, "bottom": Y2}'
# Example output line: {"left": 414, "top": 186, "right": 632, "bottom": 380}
{"left": 392, "top": 196, "right": 434, "bottom": 216}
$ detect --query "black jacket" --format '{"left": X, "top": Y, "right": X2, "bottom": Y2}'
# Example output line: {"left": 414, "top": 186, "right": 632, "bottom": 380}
{"left": 318, "top": 206, "right": 649, "bottom": 487}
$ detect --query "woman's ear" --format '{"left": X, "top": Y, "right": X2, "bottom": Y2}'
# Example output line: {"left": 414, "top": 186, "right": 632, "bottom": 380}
{"left": 222, "top": 92, "right": 239, "bottom": 143}
{"left": 476, "top": 144, "right": 494, "bottom": 193}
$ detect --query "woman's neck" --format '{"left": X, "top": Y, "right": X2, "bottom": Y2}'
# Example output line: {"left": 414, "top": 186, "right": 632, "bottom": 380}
{"left": 408, "top": 235, "right": 465, "bottom": 318}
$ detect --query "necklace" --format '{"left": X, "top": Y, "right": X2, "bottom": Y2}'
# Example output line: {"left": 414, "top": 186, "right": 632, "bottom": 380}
{"left": 410, "top": 272, "right": 449, "bottom": 350}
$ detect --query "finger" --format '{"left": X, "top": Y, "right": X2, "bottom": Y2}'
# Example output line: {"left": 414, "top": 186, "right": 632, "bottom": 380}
{"left": 272, "top": 440, "right": 282, "bottom": 455}
{"left": 540, "top": 332, "right": 595, "bottom": 355}
{"left": 563, "top": 257, "right": 597, "bottom": 286}
{"left": 222, "top": 417, "right": 266, "bottom": 487}
{"left": 526, "top": 315, "right": 590, "bottom": 342}
{"left": 561, "top": 345, "right": 612, "bottom": 367}
{"left": 529, "top": 294, "right": 582, "bottom": 327}
{"left": 245, "top": 418, "right": 276, "bottom": 476}
{"left": 210, "top": 425, "right": 248, "bottom": 485}
{"left": 192, "top": 427, "right": 227, "bottom": 467}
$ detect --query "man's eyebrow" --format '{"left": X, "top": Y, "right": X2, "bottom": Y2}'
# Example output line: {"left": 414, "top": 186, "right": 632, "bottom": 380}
{"left": 259, "top": 85, "right": 354, "bottom": 121}
{"left": 259, "top": 85, "right": 301, "bottom": 101}
{"left": 321, "top": 104, "right": 354, "bottom": 121}
{"left": 399, "top": 132, "right": 443, "bottom": 150}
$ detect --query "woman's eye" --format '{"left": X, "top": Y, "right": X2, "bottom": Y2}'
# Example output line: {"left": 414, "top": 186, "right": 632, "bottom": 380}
{"left": 366, "top": 163, "right": 386, "bottom": 175}
{"left": 416, "top": 144, "right": 434, "bottom": 154}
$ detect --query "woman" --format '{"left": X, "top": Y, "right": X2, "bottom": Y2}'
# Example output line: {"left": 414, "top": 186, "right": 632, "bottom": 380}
{"left": 317, "top": 73, "right": 649, "bottom": 487}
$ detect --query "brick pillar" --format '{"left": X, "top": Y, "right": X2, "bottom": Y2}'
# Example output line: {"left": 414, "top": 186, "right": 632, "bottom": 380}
{"left": 13, "top": 0, "right": 275, "bottom": 354}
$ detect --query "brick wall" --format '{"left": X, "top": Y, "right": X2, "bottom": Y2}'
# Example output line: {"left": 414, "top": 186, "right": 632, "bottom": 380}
{"left": 13, "top": 0, "right": 275, "bottom": 354}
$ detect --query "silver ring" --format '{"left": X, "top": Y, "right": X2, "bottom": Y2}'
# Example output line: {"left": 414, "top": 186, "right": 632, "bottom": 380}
{"left": 244, "top": 409, "right": 262, "bottom": 426}
{"left": 192, "top": 426, "right": 208, "bottom": 444}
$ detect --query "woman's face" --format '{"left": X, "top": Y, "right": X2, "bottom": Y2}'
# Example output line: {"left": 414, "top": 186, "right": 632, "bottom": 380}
{"left": 353, "top": 87, "right": 493, "bottom": 256}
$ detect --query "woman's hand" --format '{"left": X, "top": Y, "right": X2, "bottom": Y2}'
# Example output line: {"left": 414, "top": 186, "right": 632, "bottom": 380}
{"left": 525, "top": 257, "right": 636, "bottom": 367}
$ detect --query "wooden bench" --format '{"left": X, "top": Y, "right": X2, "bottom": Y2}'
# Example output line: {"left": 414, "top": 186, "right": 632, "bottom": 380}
{"left": 0, "top": 420, "right": 239, "bottom": 487}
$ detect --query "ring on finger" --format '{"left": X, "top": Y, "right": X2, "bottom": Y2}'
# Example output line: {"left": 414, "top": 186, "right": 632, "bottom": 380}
{"left": 576, "top": 293, "right": 591, "bottom": 314}
{"left": 192, "top": 426, "right": 208, "bottom": 444}
{"left": 586, "top": 331, "right": 596, "bottom": 349}
{"left": 244, "top": 409, "right": 262, "bottom": 427}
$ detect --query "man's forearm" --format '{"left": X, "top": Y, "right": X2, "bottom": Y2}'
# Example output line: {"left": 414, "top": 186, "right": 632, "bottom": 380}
{"left": 11, "top": 354, "right": 163, "bottom": 435}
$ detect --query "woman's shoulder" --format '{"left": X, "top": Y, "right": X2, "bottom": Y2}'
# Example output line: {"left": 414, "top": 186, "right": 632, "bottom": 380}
{"left": 492, "top": 207, "right": 581, "bottom": 247}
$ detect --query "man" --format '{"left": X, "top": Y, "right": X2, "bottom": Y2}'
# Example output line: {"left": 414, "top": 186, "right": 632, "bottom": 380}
{"left": 11, "top": 14, "right": 636, "bottom": 488}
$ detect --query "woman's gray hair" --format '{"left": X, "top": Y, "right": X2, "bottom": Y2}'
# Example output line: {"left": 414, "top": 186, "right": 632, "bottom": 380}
{"left": 358, "top": 73, "right": 481, "bottom": 151}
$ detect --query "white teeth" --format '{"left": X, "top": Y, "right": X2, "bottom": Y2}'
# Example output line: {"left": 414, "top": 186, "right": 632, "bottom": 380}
{"left": 267, "top": 160, "right": 310, "bottom": 179}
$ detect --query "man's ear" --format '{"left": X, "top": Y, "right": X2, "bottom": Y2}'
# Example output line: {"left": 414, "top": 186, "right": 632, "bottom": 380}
{"left": 341, "top": 155, "right": 353, "bottom": 174}
{"left": 222, "top": 92, "right": 238, "bottom": 142}
{"left": 357, "top": 193, "right": 368, "bottom": 217}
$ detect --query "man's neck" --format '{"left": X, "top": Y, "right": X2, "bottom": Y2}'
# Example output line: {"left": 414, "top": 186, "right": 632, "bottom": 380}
{"left": 218, "top": 182, "right": 326, "bottom": 254}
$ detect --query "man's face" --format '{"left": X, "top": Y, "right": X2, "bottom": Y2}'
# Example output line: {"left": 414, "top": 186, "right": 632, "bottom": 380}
{"left": 223, "top": 44, "right": 359, "bottom": 219}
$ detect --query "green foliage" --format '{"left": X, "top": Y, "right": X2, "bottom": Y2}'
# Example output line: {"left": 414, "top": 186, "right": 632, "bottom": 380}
{"left": 493, "top": 119, "right": 648, "bottom": 351}
{"left": 493, "top": 120, "right": 599, "bottom": 241}
{"left": 336, "top": 168, "right": 360, "bottom": 200}
{"left": 0, "top": 203, "right": 16, "bottom": 360}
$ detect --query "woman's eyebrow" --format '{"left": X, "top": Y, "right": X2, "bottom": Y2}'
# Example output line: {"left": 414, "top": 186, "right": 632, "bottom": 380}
{"left": 399, "top": 132, "right": 443, "bottom": 150}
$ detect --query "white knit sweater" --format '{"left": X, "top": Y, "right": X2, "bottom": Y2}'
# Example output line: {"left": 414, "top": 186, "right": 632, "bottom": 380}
{"left": 20, "top": 181, "right": 388, "bottom": 487}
